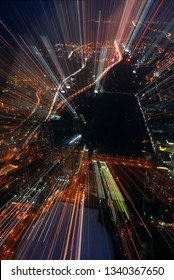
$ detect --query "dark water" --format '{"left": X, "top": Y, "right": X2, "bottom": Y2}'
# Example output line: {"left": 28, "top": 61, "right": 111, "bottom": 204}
{"left": 53, "top": 93, "right": 153, "bottom": 157}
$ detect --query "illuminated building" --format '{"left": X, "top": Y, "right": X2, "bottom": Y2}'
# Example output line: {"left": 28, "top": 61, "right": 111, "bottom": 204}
{"left": 40, "top": 122, "right": 55, "bottom": 164}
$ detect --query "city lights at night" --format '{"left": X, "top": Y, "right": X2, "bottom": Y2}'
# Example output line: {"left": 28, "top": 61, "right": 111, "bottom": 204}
{"left": 0, "top": 0, "right": 174, "bottom": 262}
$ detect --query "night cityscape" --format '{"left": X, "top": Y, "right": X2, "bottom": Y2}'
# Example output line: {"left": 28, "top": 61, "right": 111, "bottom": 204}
{"left": 0, "top": 0, "right": 174, "bottom": 260}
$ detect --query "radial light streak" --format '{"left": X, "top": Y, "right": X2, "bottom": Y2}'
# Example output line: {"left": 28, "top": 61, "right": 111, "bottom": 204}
{"left": 142, "top": 21, "right": 173, "bottom": 62}
{"left": 93, "top": 10, "right": 101, "bottom": 77}
{"left": 76, "top": 192, "right": 85, "bottom": 260}
{"left": 1, "top": 0, "right": 128, "bottom": 166}
{"left": 127, "top": 0, "right": 152, "bottom": 50}
{"left": 1, "top": 0, "right": 174, "bottom": 260}
{"left": 131, "top": 0, "right": 165, "bottom": 56}
{"left": 117, "top": 0, "right": 136, "bottom": 44}
{"left": 94, "top": 45, "right": 107, "bottom": 93}
{"left": 41, "top": 35, "right": 65, "bottom": 80}
{"left": 69, "top": 134, "right": 82, "bottom": 145}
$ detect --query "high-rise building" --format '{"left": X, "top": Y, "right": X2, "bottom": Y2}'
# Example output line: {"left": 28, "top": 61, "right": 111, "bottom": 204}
{"left": 137, "top": 66, "right": 174, "bottom": 173}
{"left": 40, "top": 122, "right": 55, "bottom": 164}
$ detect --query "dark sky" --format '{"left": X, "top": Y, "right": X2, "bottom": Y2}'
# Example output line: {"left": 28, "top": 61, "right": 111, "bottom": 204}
{"left": 1, "top": 0, "right": 39, "bottom": 26}
{"left": 1, "top": 0, "right": 54, "bottom": 35}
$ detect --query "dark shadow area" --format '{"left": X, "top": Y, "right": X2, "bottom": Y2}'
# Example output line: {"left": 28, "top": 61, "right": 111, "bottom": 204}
{"left": 53, "top": 92, "right": 153, "bottom": 157}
